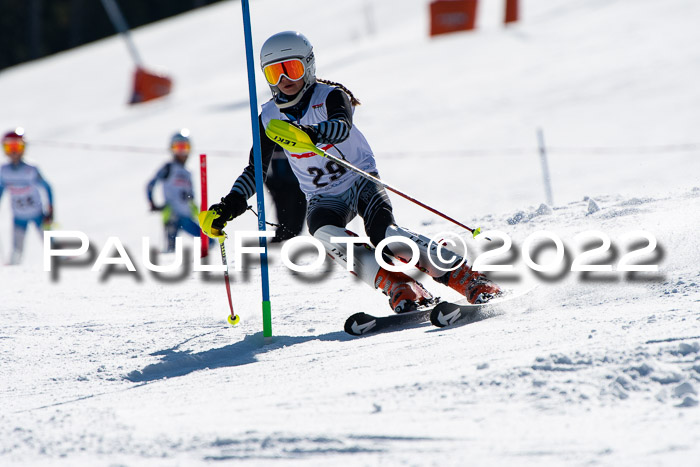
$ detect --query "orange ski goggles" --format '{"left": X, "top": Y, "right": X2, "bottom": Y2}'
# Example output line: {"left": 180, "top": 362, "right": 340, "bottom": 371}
{"left": 3, "top": 139, "right": 25, "bottom": 155}
{"left": 263, "top": 59, "right": 306, "bottom": 86}
{"left": 171, "top": 141, "right": 190, "bottom": 154}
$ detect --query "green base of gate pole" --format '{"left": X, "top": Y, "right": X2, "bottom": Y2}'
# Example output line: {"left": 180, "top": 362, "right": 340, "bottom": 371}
{"left": 262, "top": 300, "right": 272, "bottom": 337}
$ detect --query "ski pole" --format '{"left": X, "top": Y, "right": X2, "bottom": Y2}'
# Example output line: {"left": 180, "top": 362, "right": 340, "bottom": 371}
{"left": 265, "top": 119, "right": 482, "bottom": 237}
{"left": 218, "top": 234, "right": 240, "bottom": 326}
{"left": 198, "top": 211, "right": 240, "bottom": 326}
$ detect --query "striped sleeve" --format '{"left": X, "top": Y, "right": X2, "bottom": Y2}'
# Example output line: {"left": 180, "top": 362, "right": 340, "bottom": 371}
{"left": 231, "top": 165, "right": 257, "bottom": 199}
{"left": 315, "top": 119, "right": 350, "bottom": 145}
{"left": 231, "top": 116, "right": 276, "bottom": 199}
{"left": 311, "top": 88, "right": 354, "bottom": 145}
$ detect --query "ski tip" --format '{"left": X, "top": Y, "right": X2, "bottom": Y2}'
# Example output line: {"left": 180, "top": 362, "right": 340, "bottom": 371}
{"left": 429, "top": 302, "right": 462, "bottom": 328}
{"left": 344, "top": 313, "right": 376, "bottom": 336}
{"left": 429, "top": 304, "right": 446, "bottom": 327}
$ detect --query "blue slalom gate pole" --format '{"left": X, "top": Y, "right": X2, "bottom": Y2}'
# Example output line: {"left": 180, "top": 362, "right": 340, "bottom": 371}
{"left": 240, "top": 0, "right": 272, "bottom": 337}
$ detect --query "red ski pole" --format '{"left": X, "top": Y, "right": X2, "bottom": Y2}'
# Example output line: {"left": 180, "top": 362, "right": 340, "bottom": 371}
{"left": 219, "top": 236, "right": 240, "bottom": 325}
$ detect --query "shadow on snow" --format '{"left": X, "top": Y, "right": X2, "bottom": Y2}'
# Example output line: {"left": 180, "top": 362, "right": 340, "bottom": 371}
{"left": 124, "top": 329, "right": 350, "bottom": 383}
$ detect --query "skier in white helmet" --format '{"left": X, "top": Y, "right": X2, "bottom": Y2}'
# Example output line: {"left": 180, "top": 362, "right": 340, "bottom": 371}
{"left": 204, "top": 31, "right": 500, "bottom": 312}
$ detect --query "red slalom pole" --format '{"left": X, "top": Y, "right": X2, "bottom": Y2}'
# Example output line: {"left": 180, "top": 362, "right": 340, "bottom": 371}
{"left": 199, "top": 153, "right": 209, "bottom": 258}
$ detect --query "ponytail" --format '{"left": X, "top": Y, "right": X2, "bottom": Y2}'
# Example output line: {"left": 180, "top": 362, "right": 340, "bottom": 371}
{"left": 317, "top": 78, "right": 361, "bottom": 106}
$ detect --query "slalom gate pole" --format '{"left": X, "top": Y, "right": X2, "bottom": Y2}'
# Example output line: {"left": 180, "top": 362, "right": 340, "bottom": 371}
{"left": 537, "top": 128, "right": 554, "bottom": 206}
{"left": 199, "top": 153, "right": 209, "bottom": 259}
{"left": 99, "top": 0, "right": 143, "bottom": 66}
{"left": 240, "top": 0, "right": 273, "bottom": 337}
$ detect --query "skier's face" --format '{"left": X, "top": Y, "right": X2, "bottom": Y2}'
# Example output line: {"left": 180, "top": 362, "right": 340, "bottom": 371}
{"left": 3, "top": 138, "right": 24, "bottom": 161}
{"left": 278, "top": 75, "right": 304, "bottom": 96}
{"left": 6, "top": 152, "right": 22, "bottom": 164}
{"left": 171, "top": 139, "right": 190, "bottom": 159}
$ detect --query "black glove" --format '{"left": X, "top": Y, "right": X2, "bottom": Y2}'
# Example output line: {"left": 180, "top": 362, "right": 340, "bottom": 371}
{"left": 291, "top": 123, "right": 319, "bottom": 145}
{"left": 209, "top": 192, "right": 247, "bottom": 230}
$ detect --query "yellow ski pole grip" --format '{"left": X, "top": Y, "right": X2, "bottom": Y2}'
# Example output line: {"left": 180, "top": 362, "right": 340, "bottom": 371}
{"left": 198, "top": 210, "right": 227, "bottom": 240}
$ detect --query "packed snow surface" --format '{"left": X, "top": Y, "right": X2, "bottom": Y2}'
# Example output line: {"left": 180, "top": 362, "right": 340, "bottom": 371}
{"left": 1, "top": 0, "right": 699, "bottom": 465}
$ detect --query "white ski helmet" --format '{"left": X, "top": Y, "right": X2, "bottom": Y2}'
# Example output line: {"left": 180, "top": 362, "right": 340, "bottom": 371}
{"left": 260, "top": 31, "right": 316, "bottom": 108}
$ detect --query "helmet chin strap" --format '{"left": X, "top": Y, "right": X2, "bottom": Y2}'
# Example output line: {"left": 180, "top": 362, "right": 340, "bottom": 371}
{"left": 271, "top": 78, "right": 316, "bottom": 109}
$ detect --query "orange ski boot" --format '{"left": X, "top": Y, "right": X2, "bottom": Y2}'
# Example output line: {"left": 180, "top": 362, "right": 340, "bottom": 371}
{"left": 440, "top": 262, "right": 501, "bottom": 304}
{"left": 375, "top": 268, "right": 434, "bottom": 313}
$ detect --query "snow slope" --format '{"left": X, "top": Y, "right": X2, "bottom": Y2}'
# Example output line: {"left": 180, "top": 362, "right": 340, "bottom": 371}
{"left": 1, "top": 0, "right": 699, "bottom": 465}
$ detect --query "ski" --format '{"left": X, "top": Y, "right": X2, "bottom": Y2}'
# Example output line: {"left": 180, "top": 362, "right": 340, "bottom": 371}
{"left": 429, "top": 300, "right": 487, "bottom": 328}
{"left": 430, "top": 284, "right": 538, "bottom": 328}
{"left": 344, "top": 286, "right": 537, "bottom": 336}
{"left": 344, "top": 300, "right": 489, "bottom": 336}
{"left": 344, "top": 307, "right": 434, "bottom": 336}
